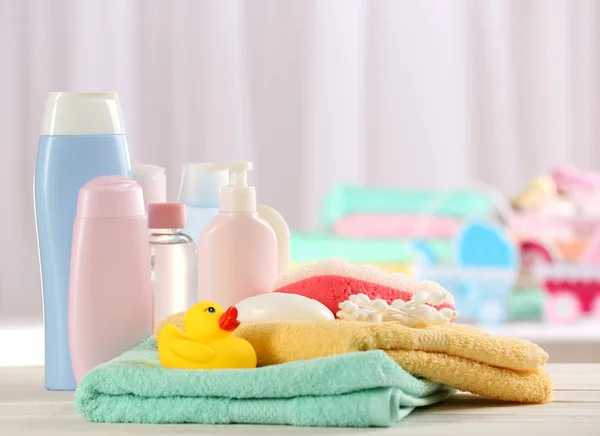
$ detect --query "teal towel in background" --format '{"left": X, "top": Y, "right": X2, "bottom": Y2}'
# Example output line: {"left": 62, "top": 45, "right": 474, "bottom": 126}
{"left": 322, "top": 185, "right": 494, "bottom": 228}
{"left": 289, "top": 231, "right": 453, "bottom": 265}
{"left": 75, "top": 338, "right": 454, "bottom": 428}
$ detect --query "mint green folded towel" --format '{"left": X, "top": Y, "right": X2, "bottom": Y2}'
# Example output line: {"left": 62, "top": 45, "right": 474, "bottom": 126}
{"left": 75, "top": 338, "right": 454, "bottom": 428}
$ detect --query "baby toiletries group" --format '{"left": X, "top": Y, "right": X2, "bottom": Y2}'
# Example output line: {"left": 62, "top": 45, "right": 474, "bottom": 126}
{"left": 34, "top": 92, "right": 289, "bottom": 390}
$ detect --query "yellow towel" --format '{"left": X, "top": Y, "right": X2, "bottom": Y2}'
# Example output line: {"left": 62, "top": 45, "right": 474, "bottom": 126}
{"left": 154, "top": 315, "right": 553, "bottom": 404}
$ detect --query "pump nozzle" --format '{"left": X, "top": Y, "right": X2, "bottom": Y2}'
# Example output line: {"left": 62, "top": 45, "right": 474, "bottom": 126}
{"left": 201, "top": 162, "right": 252, "bottom": 187}
{"left": 202, "top": 162, "right": 255, "bottom": 212}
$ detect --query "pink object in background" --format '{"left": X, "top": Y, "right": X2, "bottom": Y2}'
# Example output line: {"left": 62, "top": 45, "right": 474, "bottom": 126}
{"left": 69, "top": 176, "right": 153, "bottom": 384}
{"left": 509, "top": 214, "right": 577, "bottom": 241}
{"left": 333, "top": 215, "right": 461, "bottom": 238}
{"left": 551, "top": 165, "right": 600, "bottom": 193}
{"left": 544, "top": 291, "right": 582, "bottom": 325}
{"left": 544, "top": 279, "right": 600, "bottom": 323}
{"left": 580, "top": 227, "right": 600, "bottom": 265}
{"left": 592, "top": 296, "right": 600, "bottom": 321}
{"left": 148, "top": 203, "right": 186, "bottom": 229}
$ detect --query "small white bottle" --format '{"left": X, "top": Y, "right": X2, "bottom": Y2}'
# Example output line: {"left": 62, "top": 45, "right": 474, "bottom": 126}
{"left": 148, "top": 203, "right": 198, "bottom": 325}
{"left": 197, "top": 162, "right": 290, "bottom": 308}
{"left": 132, "top": 164, "right": 167, "bottom": 212}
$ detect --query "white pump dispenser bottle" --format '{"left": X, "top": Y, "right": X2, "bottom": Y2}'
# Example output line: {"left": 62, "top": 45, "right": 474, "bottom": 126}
{"left": 197, "top": 162, "right": 289, "bottom": 307}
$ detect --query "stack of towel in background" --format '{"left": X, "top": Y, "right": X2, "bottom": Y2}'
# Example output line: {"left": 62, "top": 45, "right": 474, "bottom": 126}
{"left": 74, "top": 314, "right": 552, "bottom": 428}
{"left": 289, "top": 185, "right": 497, "bottom": 274}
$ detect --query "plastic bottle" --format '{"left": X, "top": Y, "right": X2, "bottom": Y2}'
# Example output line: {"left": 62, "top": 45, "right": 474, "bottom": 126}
{"left": 34, "top": 92, "right": 131, "bottom": 391}
{"left": 132, "top": 164, "right": 167, "bottom": 211}
{"left": 69, "top": 176, "right": 153, "bottom": 384}
{"left": 197, "top": 162, "right": 290, "bottom": 308}
{"left": 148, "top": 203, "right": 198, "bottom": 324}
{"left": 177, "top": 163, "right": 229, "bottom": 244}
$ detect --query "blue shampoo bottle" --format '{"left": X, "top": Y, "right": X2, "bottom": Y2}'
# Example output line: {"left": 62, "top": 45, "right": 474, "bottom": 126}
{"left": 34, "top": 92, "right": 131, "bottom": 390}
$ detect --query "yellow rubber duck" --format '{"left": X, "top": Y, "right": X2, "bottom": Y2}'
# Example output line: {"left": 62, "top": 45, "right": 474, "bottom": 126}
{"left": 158, "top": 301, "right": 257, "bottom": 370}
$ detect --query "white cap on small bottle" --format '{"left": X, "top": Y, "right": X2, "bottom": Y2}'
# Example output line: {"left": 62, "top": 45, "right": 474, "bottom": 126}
{"left": 41, "top": 92, "right": 125, "bottom": 135}
{"left": 132, "top": 164, "right": 167, "bottom": 211}
{"left": 200, "top": 162, "right": 256, "bottom": 213}
{"left": 178, "top": 163, "right": 229, "bottom": 207}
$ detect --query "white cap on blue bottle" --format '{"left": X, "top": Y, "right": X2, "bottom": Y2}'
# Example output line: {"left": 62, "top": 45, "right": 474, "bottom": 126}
{"left": 178, "top": 163, "right": 229, "bottom": 207}
{"left": 41, "top": 92, "right": 125, "bottom": 135}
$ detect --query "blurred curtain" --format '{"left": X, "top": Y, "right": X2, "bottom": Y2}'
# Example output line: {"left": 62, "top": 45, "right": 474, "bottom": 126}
{"left": 0, "top": 0, "right": 599, "bottom": 320}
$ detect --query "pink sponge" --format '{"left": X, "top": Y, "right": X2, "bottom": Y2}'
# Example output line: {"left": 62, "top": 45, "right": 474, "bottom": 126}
{"left": 275, "top": 258, "right": 455, "bottom": 315}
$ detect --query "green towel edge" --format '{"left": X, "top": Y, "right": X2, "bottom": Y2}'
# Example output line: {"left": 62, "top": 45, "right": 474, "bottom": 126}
{"left": 75, "top": 337, "right": 456, "bottom": 427}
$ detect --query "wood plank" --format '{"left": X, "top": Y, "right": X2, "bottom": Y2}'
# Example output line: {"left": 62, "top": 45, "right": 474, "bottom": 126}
{"left": 423, "top": 401, "right": 600, "bottom": 416}
{"left": 0, "top": 418, "right": 355, "bottom": 436}
{"left": 0, "top": 364, "right": 599, "bottom": 435}
{"left": 1, "top": 418, "right": 600, "bottom": 436}
{"left": 0, "top": 391, "right": 73, "bottom": 404}
{"left": 396, "top": 422, "right": 600, "bottom": 436}
{"left": 406, "top": 412, "right": 600, "bottom": 423}
{"left": 0, "top": 402, "right": 75, "bottom": 419}
{"left": 552, "top": 390, "right": 600, "bottom": 401}
{"left": 450, "top": 390, "right": 600, "bottom": 402}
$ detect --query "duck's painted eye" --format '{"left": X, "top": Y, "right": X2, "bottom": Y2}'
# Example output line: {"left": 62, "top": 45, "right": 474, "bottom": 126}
{"left": 207, "top": 307, "right": 216, "bottom": 313}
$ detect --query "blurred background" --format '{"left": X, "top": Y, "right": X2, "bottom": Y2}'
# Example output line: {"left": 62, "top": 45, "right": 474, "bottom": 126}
{"left": 1, "top": 0, "right": 599, "bottom": 364}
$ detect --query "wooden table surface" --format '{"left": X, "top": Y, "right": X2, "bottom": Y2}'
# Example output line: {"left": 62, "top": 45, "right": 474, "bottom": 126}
{"left": 1, "top": 364, "right": 598, "bottom": 435}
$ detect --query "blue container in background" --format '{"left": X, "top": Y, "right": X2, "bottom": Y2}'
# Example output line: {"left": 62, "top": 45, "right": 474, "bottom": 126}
{"left": 34, "top": 92, "right": 131, "bottom": 390}
{"left": 416, "top": 221, "right": 518, "bottom": 325}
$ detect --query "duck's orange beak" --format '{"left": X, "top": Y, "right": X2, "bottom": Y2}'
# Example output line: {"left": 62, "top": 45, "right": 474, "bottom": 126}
{"left": 219, "top": 306, "right": 240, "bottom": 332}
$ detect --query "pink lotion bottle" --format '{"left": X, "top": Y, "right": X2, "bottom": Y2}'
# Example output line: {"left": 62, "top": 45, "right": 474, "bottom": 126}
{"left": 197, "top": 162, "right": 289, "bottom": 308}
{"left": 69, "top": 176, "right": 153, "bottom": 384}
